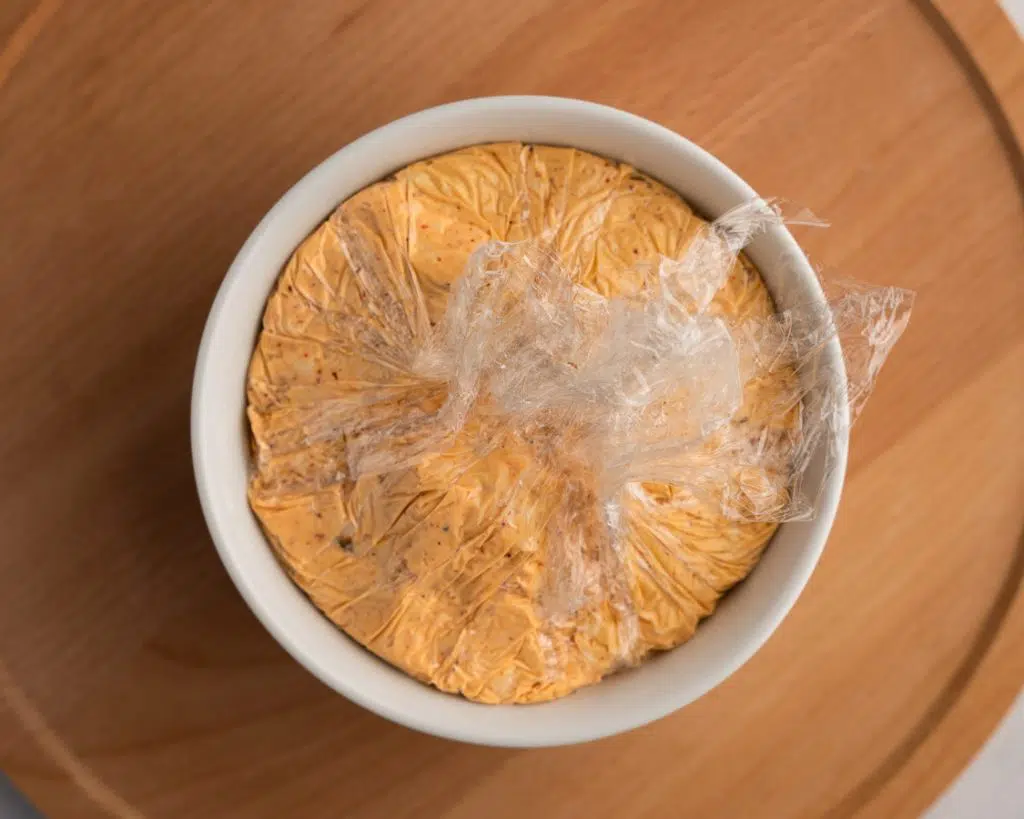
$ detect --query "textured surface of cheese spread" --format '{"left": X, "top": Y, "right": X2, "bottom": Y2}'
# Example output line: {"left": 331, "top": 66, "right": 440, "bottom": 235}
{"left": 246, "top": 144, "right": 796, "bottom": 703}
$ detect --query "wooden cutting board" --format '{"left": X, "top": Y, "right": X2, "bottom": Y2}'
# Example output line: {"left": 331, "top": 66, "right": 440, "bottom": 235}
{"left": 1, "top": 1, "right": 1021, "bottom": 817}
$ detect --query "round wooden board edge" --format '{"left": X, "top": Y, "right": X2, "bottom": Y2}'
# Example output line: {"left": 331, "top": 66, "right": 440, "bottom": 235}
{"left": 833, "top": 2, "right": 1024, "bottom": 816}
{"left": 1, "top": 2, "right": 1022, "bottom": 818}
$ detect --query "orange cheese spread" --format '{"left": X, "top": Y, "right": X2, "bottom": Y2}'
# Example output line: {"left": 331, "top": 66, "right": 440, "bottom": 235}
{"left": 246, "top": 144, "right": 795, "bottom": 703}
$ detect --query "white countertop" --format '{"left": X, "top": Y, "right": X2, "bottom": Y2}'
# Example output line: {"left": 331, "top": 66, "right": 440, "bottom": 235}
{"left": 2, "top": 5, "right": 1021, "bottom": 818}
{"left": 926, "top": 691, "right": 1024, "bottom": 817}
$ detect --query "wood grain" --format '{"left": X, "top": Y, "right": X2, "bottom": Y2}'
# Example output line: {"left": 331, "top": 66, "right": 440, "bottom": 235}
{"left": 0, "top": 1, "right": 1021, "bottom": 817}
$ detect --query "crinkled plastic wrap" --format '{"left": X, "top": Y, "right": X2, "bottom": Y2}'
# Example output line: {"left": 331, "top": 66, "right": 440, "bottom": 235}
{"left": 246, "top": 144, "right": 913, "bottom": 703}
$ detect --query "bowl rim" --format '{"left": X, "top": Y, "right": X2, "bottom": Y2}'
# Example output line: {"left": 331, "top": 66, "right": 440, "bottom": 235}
{"left": 192, "top": 95, "right": 849, "bottom": 747}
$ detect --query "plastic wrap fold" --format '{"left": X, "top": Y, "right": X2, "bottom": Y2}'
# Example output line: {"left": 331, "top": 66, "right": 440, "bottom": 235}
{"left": 246, "top": 144, "right": 912, "bottom": 703}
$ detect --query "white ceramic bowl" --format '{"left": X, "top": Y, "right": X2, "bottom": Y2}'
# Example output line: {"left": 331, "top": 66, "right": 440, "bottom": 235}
{"left": 192, "top": 96, "right": 848, "bottom": 747}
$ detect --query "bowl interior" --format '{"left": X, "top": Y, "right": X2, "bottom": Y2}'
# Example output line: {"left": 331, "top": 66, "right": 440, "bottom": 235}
{"left": 192, "top": 96, "right": 848, "bottom": 747}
